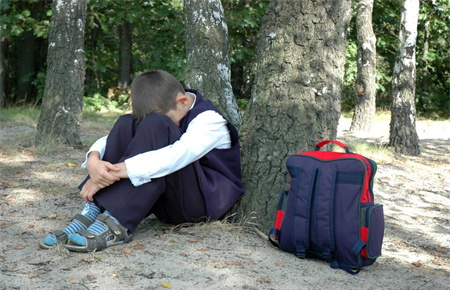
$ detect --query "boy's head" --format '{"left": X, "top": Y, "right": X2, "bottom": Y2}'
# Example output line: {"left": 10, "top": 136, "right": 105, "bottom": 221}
{"left": 131, "top": 70, "right": 185, "bottom": 121}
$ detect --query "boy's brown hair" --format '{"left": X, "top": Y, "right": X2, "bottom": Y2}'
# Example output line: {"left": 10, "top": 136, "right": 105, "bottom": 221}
{"left": 131, "top": 70, "right": 185, "bottom": 121}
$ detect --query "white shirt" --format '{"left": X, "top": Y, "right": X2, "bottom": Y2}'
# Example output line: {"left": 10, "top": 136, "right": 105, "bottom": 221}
{"left": 83, "top": 93, "right": 231, "bottom": 187}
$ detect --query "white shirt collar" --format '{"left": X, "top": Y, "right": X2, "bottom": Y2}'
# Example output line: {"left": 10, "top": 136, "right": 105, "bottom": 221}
{"left": 186, "top": 92, "right": 196, "bottom": 110}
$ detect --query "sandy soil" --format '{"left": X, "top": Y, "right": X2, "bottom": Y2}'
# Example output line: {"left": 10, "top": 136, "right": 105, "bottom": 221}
{"left": 0, "top": 115, "right": 449, "bottom": 289}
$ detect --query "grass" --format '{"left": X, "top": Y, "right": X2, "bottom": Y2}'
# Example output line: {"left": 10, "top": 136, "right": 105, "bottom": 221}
{"left": 0, "top": 107, "right": 41, "bottom": 125}
{"left": 0, "top": 107, "right": 124, "bottom": 155}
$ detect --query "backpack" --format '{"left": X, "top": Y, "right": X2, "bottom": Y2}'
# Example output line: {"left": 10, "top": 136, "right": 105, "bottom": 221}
{"left": 269, "top": 140, "right": 384, "bottom": 274}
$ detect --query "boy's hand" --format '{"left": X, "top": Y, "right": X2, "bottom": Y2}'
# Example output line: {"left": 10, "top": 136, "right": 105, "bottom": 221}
{"left": 86, "top": 151, "right": 120, "bottom": 187}
{"left": 110, "top": 162, "right": 129, "bottom": 179}
{"left": 80, "top": 179, "right": 102, "bottom": 202}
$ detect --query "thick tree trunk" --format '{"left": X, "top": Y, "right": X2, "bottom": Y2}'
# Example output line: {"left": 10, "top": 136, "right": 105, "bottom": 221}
{"left": 184, "top": 0, "right": 242, "bottom": 127}
{"left": 118, "top": 21, "right": 132, "bottom": 90}
{"left": 350, "top": 0, "right": 377, "bottom": 131}
{"left": 237, "top": 0, "right": 353, "bottom": 232}
{"left": 389, "top": 0, "right": 420, "bottom": 156}
{"left": 36, "top": 0, "right": 87, "bottom": 148}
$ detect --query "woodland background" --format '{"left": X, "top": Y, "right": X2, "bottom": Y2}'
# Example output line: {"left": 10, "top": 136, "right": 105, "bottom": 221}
{"left": 0, "top": 0, "right": 448, "bottom": 116}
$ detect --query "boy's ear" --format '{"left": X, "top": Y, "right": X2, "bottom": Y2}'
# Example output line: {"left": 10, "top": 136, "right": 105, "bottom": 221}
{"left": 176, "top": 93, "right": 189, "bottom": 106}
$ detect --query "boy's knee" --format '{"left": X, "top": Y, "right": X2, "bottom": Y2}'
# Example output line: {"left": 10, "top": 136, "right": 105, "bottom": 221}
{"left": 137, "top": 113, "right": 181, "bottom": 140}
{"left": 140, "top": 113, "right": 175, "bottom": 128}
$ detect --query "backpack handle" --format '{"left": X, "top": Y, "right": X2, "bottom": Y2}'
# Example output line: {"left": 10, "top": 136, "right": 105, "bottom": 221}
{"left": 315, "top": 140, "right": 352, "bottom": 154}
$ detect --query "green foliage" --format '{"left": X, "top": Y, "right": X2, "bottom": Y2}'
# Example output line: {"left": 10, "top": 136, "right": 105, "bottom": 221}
{"left": 83, "top": 93, "right": 128, "bottom": 113}
{"left": 1, "top": 0, "right": 448, "bottom": 117}
{"left": 415, "top": 0, "right": 450, "bottom": 117}
{"left": 224, "top": 0, "right": 270, "bottom": 100}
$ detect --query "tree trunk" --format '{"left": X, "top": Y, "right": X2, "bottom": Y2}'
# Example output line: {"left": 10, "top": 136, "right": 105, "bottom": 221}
{"left": 350, "top": 0, "right": 377, "bottom": 132}
{"left": 118, "top": 21, "right": 132, "bottom": 90}
{"left": 389, "top": 0, "right": 420, "bottom": 156}
{"left": 184, "top": 0, "right": 242, "bottom": 127}
{"left": 0, "top": 26, "right": 7, "bottom": 108}
{"left": 85, "top": 17, "right": 101, "bottom": 90}
{"left": 236, "top": 0, "right": 353, "bottom": 232}
{"left": 15, "top": 30, "right": 37, "bottom": 104}
{"left": 36, "top": 0, "right": 87, "bottom": 148}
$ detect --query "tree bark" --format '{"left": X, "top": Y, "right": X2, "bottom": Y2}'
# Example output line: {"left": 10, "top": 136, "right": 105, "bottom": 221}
{"left": 118, "top": 21, "right": 132, "bottom": 90}
{"left": 0, "top": 25, "right": 7, "bottom": 108}
{"left": 184, "top": 0, "right": 242, "bottom": 127}
{"left": 36, "top": 0, "right": 87, "bottom": 148}
{"left": 350, "top": 0, "right": 377, "bottom": 132}
{"left": 15, "top": 30, "right": 37, "bottom": 104}
{"left": 389, "top": 0, "right": 420, "bottom": 156}
{"left": 236, "top": 0, "right": 353, "bottom": 232}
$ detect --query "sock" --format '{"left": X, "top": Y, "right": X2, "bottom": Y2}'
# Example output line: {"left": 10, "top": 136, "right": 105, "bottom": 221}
{"left": 68, "top": 210, "right": 120, "bottom": 246}
{"left": 44, "top": 202, "right": 101, "bottom": 246}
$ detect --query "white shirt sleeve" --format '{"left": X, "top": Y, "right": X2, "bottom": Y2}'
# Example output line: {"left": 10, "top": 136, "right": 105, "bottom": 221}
{"left": 125, "top": 110, "right": 231, "bottom": 186}
{"left": 81, "top": 135, "right": 108, "bottom": 168}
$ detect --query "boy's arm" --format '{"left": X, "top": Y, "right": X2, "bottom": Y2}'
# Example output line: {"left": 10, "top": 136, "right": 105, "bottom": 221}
{"left": 81, "top": 135, "right": 108, "bottom": 168}
{"left": 86, "top": 151, "right": 121, "bottom": 187}
{"left": 124, "top": 110, "right": 231, "bottom": 186}
{"left": 82, "top": 135, "right": 120, "bottom": 187}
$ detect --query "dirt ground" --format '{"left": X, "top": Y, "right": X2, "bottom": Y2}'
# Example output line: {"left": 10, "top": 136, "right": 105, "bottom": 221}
{"left": 0, "top": 114, "right": 449, "bottom": 289}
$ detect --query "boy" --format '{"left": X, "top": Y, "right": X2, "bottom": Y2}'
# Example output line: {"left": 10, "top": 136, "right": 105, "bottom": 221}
{"left": 40, "top": 70, "right": 245, "bottom": 252}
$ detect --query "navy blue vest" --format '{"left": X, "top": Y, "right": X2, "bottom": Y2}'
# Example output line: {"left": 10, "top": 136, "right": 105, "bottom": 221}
{"left": 180, "top": 89, "right": 245, "bottom": 220}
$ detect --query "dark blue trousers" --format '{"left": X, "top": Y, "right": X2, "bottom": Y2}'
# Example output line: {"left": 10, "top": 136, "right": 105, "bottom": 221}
{"left": 80, "top": 113, "right": 207, "bottom": 232}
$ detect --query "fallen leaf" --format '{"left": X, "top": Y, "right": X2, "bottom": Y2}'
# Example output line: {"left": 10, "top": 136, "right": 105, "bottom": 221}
{"left": 48, "top": 214, "right": 57, "bottom": 219}
{"left": 28, "top": 224, "right": 35, "bottom": 229}
{"left": 412, "top": 261, "right": 423, "bottom": 268}
{"left": 138, "top": 272, "right": 155, "bottom": 279}
{"left": 188, "top": 238, "right": 202, "bottom": 243}
{"left": 394, "top": 241, "right": 406, "bottom": 246}
{"left": 245, "top": 261, "right": 255, "bottom": 265}
{"left": 179, "top": 253, "right": 188, "bottom": 257}
{"left": 14, "top": 244, "right": 26, "bottom": 250}
{"left": 37, "top": 228, "right": 45, "bottom": 234}
{"left": 435, "top": 248, "right": 448, "bottom": 254}
{"left": 81, "top": 258, "right": 96, "bottom": 263}
{"left": 160, "top": 282, "right": 172, "bottom": 289}
{"left": 69, "top": 279, "right": 78, "bottom": 284}
{"left": 179, "top": 227, "right": 189, "bottom": 233}
{"left": 225, "top": 261, "right": 241, "bottom": 266}
{"left": 67, "top": 162, "right": 77, "bottom": 167}
{"left": 123, "top": 248, "right": 132, "bottom": 254}
{"left": 134, "top": 243, "right": 145, "bottom": 250}
{"left": 28, "top": 274, "right": 39, "bottom": 279}
{"left": 276, "top": 262, "right": 286, "bottom": 268}
{"left": 94, "top": 254, "right": 108, "bottom": 260}
{"left": 257, "top": 276, "right": 270, "bottom": 283}
{"left": 112, "top": 273, "right": 119, "bottom": 278}
{"left": 87, "top": 274, "right": 96, "bottom": 281}
{"left": 0, "top": 221, "right": 13, "bottom": 229}
{"left": 197, "top": 248, "right": 210, "bottom": 252}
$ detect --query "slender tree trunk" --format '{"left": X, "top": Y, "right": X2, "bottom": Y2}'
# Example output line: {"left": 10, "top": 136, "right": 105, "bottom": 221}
{"left": 15, "top": 30, "right": 37, "bottom": 104}
{"left": 36, "top": 0, "right": 87, "bottom": 148}
{"left": 184, "top": 0, "right": 242, "bottom": 127}
{"left": 0, "top": 27, "right": 7, "bottom": 108}
{"left": 85, "top": 18, "right": 101, "bottom": 90}
{"left": 350, "top": 0, "right": 377, "bottom": 131}
{"left": 118, "top": 21, "right": 132, "bottom": 90}
{"left": 236, "top": 0, "right": 353, "bottom": 232}
{"left": 389, "top": 0, "right": 420, "bottom": 156}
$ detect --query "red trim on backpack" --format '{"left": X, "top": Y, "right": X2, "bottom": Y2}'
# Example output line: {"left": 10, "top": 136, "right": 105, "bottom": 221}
{"left": 275, "top": 210, "right": 284, "bottom": 230}
{"left": 361, "top": 227, "right": 369, "bottom": 258}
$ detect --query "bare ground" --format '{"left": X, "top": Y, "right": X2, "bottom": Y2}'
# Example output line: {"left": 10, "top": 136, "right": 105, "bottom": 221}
{"left": 0, "top": 114, "right": 449, "bottom": 289}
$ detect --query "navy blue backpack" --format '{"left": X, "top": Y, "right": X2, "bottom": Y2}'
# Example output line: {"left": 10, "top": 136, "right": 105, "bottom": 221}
{"left": 269, "top": 140, "right": 384, "bottom": 274}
